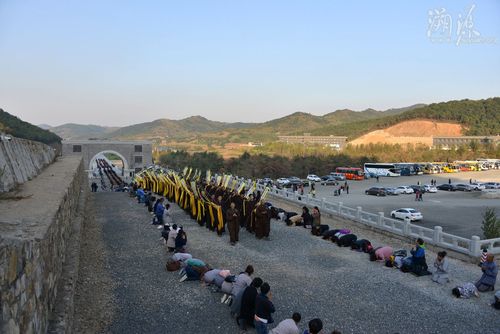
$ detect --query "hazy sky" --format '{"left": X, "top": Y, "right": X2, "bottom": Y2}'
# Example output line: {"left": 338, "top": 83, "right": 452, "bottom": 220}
{"left": 1, "top": 1, "right": 499, "bottom": 127}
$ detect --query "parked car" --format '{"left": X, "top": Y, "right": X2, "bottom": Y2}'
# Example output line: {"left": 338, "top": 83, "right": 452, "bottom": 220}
{"left": 396, "top": 186, "right": 414, "bottom": 194}
{"left": 470, "top": 182, "right": 485, "bottom": 190}
{"left": 329, "top": 172, "right": 346, "bottom": 181}
{"left": 390, "top": 208, "right": 423, "bottom": 221}
{"left": 306, "top": 174, "right": 322, "bottom": 182}
{"left": 383, "top": 187, "right": 399, "bottom": 196}
{"left": 423, "top": 184, "right": 437, "bottom": 193}
{"left": 321, "top": 176, "right": 337, "bottom": 185}
{"left": 365, "top": 187, "right": 386, "bottom": 196}
{"left": 484, "top": 182, "right": 500, "bottom": 189}
{"left": 287, "top": 176, "right": 303, "bottom": 186}
{"left": 276, "top": 178, "right": 290, "bottom": 186}
{"left": 455, "top": 184, "right": 473, "bottom": 192}
{"left": 410, "top": 185, "right": 426, "bottom": 193}
{"left": 258, "top": 177, "right": 273, "bottom": 185}
{"left": 436, "top": 184, "right": 457, "bottom": 191}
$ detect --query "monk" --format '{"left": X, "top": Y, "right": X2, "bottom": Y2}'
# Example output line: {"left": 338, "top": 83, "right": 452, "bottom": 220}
{"left": 226, "top": 202, "right": 240, "bottom": 245}
{"left": 254, "top": 202, "right": 270, "bottom": 239}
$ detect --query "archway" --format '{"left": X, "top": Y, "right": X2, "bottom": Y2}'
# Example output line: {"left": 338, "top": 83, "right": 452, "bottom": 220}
{"left": 89, "top": 150, "right": 130, "bottom": 191}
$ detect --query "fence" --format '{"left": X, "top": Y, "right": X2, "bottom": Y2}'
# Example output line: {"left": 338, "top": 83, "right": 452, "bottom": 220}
{"left": 258, "top": 184, "right": 500, "bottom": 257}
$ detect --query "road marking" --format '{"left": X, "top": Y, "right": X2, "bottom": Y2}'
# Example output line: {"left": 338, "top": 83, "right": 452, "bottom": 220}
{"left": 429, "top": 200, "right": 441, "bottom": 203}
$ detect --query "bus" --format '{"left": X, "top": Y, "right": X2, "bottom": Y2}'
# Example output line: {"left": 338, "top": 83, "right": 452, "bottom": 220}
{"left": 335, "top": 167, "right": 364, "bottom": 180}
{"left": 394, "top": 163, "right": 422, "bottom": 176}
{"left": 363, "top": 163, "right": 401, "bottom": 177}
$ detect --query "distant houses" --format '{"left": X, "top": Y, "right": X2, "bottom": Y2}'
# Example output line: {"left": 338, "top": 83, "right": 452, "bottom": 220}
{"left": 277, "top": 133, "right": 347, "bottom": 149}
{"left": 433, "top": 136, "right": 500, "bottom": 149}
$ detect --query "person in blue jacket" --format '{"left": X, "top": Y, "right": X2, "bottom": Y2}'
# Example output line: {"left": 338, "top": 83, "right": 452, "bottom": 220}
{"left": 136, "top": 187, "right": 145, "bottom": 203}
{"left": 154, "top": 198, "right": 165, "bottom": 225}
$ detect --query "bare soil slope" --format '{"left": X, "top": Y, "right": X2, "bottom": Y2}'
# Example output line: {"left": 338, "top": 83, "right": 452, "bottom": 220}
{"left": 350, "top": 120, "right": 464, "bottom": 146}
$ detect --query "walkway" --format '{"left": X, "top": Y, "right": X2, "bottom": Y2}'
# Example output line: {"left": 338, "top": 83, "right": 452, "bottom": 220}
{"left": 74, "top": 192, "right": 499, "bottom": 334}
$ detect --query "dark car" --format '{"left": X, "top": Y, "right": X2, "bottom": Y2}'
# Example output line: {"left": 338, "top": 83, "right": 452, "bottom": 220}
{"left": 382, "top": 187, "right": 399, "bottom": 196}
{"left": 365, "top": 187, "right": 386, "bottom": 196}
{"left": 409, "top": 185, "right": 426, "bottom": 193}
{"left": 321, "top": 176, "right": 338, "bottom": 185}
{"left": 455, "top": 184, "right": 473, "bottom": 192}
{"left": 436, "top": 184, "right": 457, "bottom": 191}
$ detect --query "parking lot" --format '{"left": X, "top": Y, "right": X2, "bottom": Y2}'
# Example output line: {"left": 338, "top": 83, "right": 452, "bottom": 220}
{"left": 312, "top": 170, "right": 500, "bottom": 239}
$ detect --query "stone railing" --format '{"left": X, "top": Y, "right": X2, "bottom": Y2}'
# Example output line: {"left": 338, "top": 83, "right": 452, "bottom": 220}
{"left": 258, "top": 184, "right": 500, "bottom": 257}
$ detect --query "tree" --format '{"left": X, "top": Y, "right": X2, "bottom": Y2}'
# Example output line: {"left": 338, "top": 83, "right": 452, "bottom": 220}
{"left": 481, "top": 208, "right": 500, "bottom": 239}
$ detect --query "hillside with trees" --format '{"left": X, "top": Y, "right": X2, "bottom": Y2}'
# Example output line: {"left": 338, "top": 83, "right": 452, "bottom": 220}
{"left": 0, "top": 109, "right": 61, "bottom": 145}
{"left": 312, "top": 98, "right": 500, "bottom": 139}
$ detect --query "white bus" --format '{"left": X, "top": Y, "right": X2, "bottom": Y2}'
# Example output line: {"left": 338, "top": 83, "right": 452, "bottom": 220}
{"left": 364, "top": 163, "right": 401, "bottom": 177}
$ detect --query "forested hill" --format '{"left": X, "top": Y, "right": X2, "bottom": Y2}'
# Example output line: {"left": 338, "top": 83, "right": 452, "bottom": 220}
{"left": 0, "top": 109, "right": 61, "bottom": 145}
{"left": 311, "top": 97, "right": 500, "bottom": 139}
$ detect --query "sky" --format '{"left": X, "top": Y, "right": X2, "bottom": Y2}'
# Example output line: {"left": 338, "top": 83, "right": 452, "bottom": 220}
{"left": 0, "top": 1, "right": 499, "bottom": 127}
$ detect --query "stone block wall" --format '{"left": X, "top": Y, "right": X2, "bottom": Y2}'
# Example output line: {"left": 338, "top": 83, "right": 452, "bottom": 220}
{"left": 0, "top": 136, "right": 56, "bottom": 192}
{"left": 0, "top": 156, "right": 85, "bottom": 334}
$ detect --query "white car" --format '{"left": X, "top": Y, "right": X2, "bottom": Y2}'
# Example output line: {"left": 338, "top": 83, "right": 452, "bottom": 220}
{"left": 396, "top": 186, "right": 414, "bottom": 194}
{"left": 276, "top": 178, "right": 290, "bottom": 185}
{"left": 391, "top": 208, "right": 423, "bottom": 221}
{"left": 423, "top": 184, "right": 437, "bottom": 193}
{"left": 306, "top": 174, "right": 321, "bottom": 182}
{"left": 470, "top": 182, "right": 485, "bottom": 190}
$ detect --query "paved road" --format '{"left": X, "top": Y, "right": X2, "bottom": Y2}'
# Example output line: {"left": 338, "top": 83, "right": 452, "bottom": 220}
{"left": 75, "top": 192, "right": 499, "bottom": 334}
{"left": 312, "top": 170, "right": 500, "bottom": 238}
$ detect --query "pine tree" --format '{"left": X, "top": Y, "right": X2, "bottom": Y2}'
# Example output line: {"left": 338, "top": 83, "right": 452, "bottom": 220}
{"left": 482, "top": 208, "right": 500, "bottom": 239}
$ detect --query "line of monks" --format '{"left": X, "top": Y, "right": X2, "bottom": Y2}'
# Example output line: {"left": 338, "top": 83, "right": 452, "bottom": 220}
{"left": 133, "top": 169, "right": 272, "bottom": 239}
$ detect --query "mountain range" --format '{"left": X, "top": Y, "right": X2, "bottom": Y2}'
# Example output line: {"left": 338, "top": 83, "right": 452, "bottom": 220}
{"left": 43, "top": 104, "right": 426, "bottom": 142}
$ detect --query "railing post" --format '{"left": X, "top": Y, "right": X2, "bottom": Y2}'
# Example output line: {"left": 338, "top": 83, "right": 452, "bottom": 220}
{"left": 321, "top": 198, "right": 326, "bottom": 210}
{"left": 294, "top": 191, "right": 298, "bottom": 201}
{"left": 356, "top": 206, "right": 362, "bottom": 220}
{"left": 403, "top": 217, "right": 411, "bottom": 235}
{"left": 305, "top": 194, "right": 310, "bottom": 204}
{"left": 378, "top": 212, "right": 384, "bottom": 227}
{"left": 433, "top": 226, "right": 443, "bottom": 244}
{"left": 470, "top": 236, "right": 481, "bottom": 257}
{"left": 338, "top": 202, "right": 343, "bottom": 215}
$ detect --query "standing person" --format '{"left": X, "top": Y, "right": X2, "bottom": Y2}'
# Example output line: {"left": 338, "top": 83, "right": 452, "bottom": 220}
{"left": 475, "top": 254, "right": 498, "bottom": 292}
{"left": 346, "top": 183, "right": 349, "bottom": 194}
{"left": 254, "top": 283, "right": 275, "bottom": 334}
{"left": 311, "top": 206, "right": 321, "bottom": 236}
{"left": 419, "top": 191, "right": 423, "bottom": 202}
{"left": 415, "top": 189, "right": 420, "bottom": 201}
{"left": 238, "top": 277, "right": 263, "bottom": 331}
{"left": 309, "top": 183, "right": 316, "bottom": 198}
{"left": 448, "top": 178, "right": 451, "bottom": 185}
{"left": 226, "top": 202, "right": 240, "bottom": 245}
{"left": 432, "top": 251, "right": 450, "bottom": 284}
{"left": 376, "top": 175, "right": 379, "bottom": 182}
{"left": 254, "top": 202, "right": 270, "bottom": 239}
{"left": 154, "top": 198, "right": 165, "bottom": 225}
{"left": 270, "top": 312, "right": 301, "bottom": 334}
{"left": 299, "top": 184, "right": 304, "bottom": 196}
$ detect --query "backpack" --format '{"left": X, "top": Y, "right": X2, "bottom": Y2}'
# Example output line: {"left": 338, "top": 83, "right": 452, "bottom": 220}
{"left": 166, "top": 260, "right": 181, "bottom": 271}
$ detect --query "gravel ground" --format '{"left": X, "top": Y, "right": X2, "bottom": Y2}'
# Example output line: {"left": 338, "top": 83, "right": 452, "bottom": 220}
{"left": 75, "top": 192, "right": 499, "bottom": 334}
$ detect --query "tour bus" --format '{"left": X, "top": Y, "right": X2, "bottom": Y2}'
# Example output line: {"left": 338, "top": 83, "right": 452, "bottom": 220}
{"left": 394, "top": 163, "right": 422, "bottom": 176}
{"left": 335, "top": 167, "right": 365, "bottom": 180}
{"left": 442, "top": 163, "right": 460, "bottom": 173}
{"left": 363, "top": 163, "right": 401, "bottom": 177}
{"left": 421, "top": 163, "right": 440, "bottom": 174}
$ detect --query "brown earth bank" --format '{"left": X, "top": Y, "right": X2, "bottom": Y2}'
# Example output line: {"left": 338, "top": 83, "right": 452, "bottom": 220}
{"left": 349, "top": 120, "right": 464, "bottom": 146}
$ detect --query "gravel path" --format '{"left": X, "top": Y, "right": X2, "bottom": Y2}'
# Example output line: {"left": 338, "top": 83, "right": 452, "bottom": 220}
{"left": 75, "top": 192, "right": 499, "bottom": 334}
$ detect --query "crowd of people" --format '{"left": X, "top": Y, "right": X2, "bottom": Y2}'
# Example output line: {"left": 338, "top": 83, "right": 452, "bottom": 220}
{"left": 133, "top": 169, "right": 274, "bottom": 246}
{"left": 129, "top": 167, "right": 498, "bottom": 333}
{"left": 130, "top": 182, "right": 342, "bottom": 333}
{"left": 276, "top": 205, "right": 498, "bottom": 306}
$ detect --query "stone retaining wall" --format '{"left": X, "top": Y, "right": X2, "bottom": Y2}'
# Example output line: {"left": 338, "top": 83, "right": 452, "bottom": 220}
{"left": 0, "top": 136, "right": 56, "bottom": 192}
{"left": 0, "top": 156, "right": 86, "bottom": 334}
